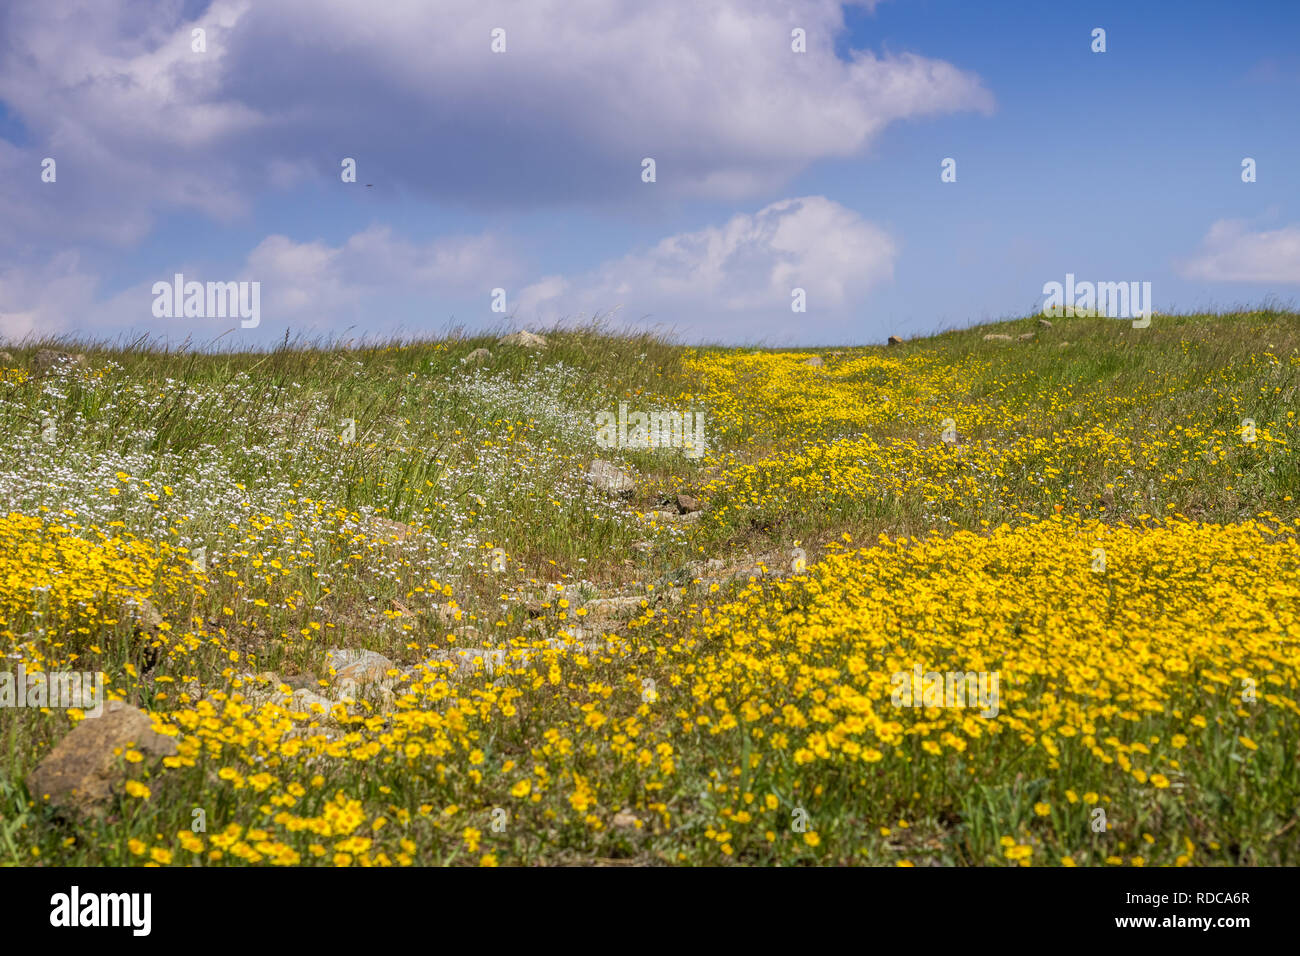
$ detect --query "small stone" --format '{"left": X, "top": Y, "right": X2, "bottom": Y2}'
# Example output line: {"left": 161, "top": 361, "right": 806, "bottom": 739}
{"left": 423, "top": 648, "right": 508, "bottom": 680}
{"left": 26, "top": 701, "right": 178, "bottom": 818}
{"left": 803, "top": 355, "right": 824, "bottom": 367}
{"left": 463, "top": 348, "right": 492, "bottom": 363}
{"left": 289, "top": 688, "right": 338, "bottom": 717}
{"left": 0, "top": 351, "right": 13, "bottom": 363}
{"left": 371, "top": 518, "right": 415, "bottom": 542}
{"left": 326, "top": 648, "right": 398, "bottom": 696}
{"left": 887, "top": 335, "right": 904, "bottom": 345}
{"left": 675, "top": 493, "right": 701, "bottom": 513}
{"left": 1017, "top": 333, "right": 1035, "bottom": 341}
{"left": 585, "top": 460, "right": 635, "bottom": 497}
{"left": 122, "top": 595, "right": 164, "bottom": 633}
{"left": 612, "top": 810, "right": 639, "bottom": 829}
{"left": 582, "top": 596, "right": 647, "bottom": 620}
{"left": 281, "top": 673, "right": 319, "bottom": 691}
{"left": 498, "top": 330, "right": 547, "bottom": 348}
{"left": 1038, "top": 318, "right": 1053, "bottom": 328}
{"left": 31, "top": 349, "right": 79, "bottom": 374}
{"left": 983, "top": 334, "right": 1014, "bottom": 342}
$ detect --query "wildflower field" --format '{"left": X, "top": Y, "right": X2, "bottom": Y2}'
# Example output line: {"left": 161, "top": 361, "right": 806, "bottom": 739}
{"left": 1, "top": 310, "right": 1297, "bottom": 867}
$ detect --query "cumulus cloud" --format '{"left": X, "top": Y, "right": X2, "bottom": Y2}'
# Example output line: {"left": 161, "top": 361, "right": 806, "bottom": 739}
{"left": 0, "top": 0, "right": 265, "bottom": 249}
{"left": 244, "top": 226, "right": 519, "bottom": 321}
{"left": 0, "top": 252, "right": 100, "bottom": 339}
{"left": 518, "top": 196, "right": 896, "bottom": 338}
{"left": 0, "top": 226, "right": 518, "bottom": 342}
{"left": 0, "top": 0, "right": 992, "bottom": 248}
{"left": 1178, "top": 220, "right": 1300, "bottom": 283}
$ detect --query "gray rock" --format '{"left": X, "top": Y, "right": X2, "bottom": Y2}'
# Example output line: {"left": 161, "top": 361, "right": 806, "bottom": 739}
{"left": 585, "top": 460, "right": 635, "bottom": 497}
{"left": 289, "top": 687, "right": 340, "bottom": 716}
{"left": 423, "top": 648, "right": 509, "bottom": 680}
{"left": 463, "top": 348, "right": 492, "bottom": 363}
{"left": 675, "top": 493, "right": 701, "bottom": 513}
{"left": 982, "top": 333, "right": 1014, "bottom": 342}
{"left": 326, "top": 648, "right": 398, "bottom": 697}
{"left": 31, "top": 349, "right": 81, "bottom": 374}
{"left": 121, "top": 594, "right": 164, "bottom": 633}
{"left": 26, "top": 701, "right": 177, "bottom": 817}
{"left": 1017, "top": 332, "right": 1035, "bottom": 341}
{"left": 1038, "top": 318, "right": 1053, "bottom": 328}
{"left": 803, "top": 355, "right": 824, "bottom": 367}
{"left": 582, "top": 596, "right": 648, "bottom": 619}
{"left": 498, "top": 330, "right": 547, "bottom": 348}
{"left": 612, "top": 809, "right": 640, "bottom": 829}
{"left": 887, "top": 335, "right": 904, "bottom": 345}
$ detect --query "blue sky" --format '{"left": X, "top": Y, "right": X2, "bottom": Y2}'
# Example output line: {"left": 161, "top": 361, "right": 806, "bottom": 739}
{"left": 1, "top": 0, "right": 1297, "bottom": 347}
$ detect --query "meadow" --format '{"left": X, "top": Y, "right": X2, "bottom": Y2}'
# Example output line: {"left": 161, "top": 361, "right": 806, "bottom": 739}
{"left": 1, "top": 309, "right": 1297, "bottom": 866}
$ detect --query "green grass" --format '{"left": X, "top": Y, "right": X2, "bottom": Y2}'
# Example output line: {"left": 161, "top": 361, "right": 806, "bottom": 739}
{"left": 1, "top": 309, "right": 1297, "bottom": 866}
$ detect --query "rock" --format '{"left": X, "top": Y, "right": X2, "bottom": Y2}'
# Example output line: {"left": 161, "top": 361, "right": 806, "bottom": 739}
{"left": 1017, "top": 333, "right": 1035, "bottom": 341}
{"left": 498, "top": 331, "right": 547, "bottom": 348}
{"left": 612, "top": 810, "right": 640, "bottom": 829}
{"left": 983, "top": 334, "right": 1014, "bottom": 342}
{"left": 887, "top": 336, "right": 904, "bottom": 346}
{"left": 0, "top": 351, "right": 13, "bottom": 363}
{"left": 289, "top": 687, "right": 339, "bottom": 717}
{"left": 371, "top": 517, "right": 415, "bottom": 542}
{"left": 803, "top": 356, "right": 824, "bottom": 367}
{"left": 430, "top": 602, "right": 465, "bottom": 626}
{"left": 1058, "top": 341, "right": 1070, "bottom": 347}
{"left": 121, "top": 594, "right": 164, "bottom": 633}
{"left": 675, "top": 493, "right": 701, "bottom": 513}
{"left": 31, "top": 349, "right": 80, "bottom": 374}
{"left": 26, "top": 701, "right": 177, "bottom": 817}
{"left": 582, "top": 596, "right": 647, "bottom": 620}
{"left": 463, "top": 348, "right": 492, "bottom": 364}
{"left": 326, "top": 648, "right": 398, "bottom": 697}
{"left": 423, "top": 648, "right": 509, "bottom": 680}
{"left": 584, "top": 460, "right": 635, "bottom": 497}
{"left": 1038, "top": 318, "right": 1053, "bottom": 328}
{"left": 230, "top": 671, "right": 290, "bottom": 707}
{"left": 280, "top": 673, "right": 319, "bottom": 692}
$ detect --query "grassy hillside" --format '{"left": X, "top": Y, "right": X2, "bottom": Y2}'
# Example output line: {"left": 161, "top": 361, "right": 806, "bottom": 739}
{"left": 1, "top": 309, "right": 1297, "bottom": 866}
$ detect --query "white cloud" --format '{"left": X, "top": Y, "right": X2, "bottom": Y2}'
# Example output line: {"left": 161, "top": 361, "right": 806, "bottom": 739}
{"left": 0, "top": 0, "right": 993, "bottom": 248}
{"left": 243, "top": 226, "right": 519, "bottom": 320}
{"left": 518, "top": 196, "right": 896, "bottom": 337}
{"left": 0, "top": 251, "right": 99, "bottom": 340}
{"left": 1178, "top": 220, "right": 1300, "bottom": 283}
{"left": 0, "top": 226, "right": 519, "bottom": 340}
